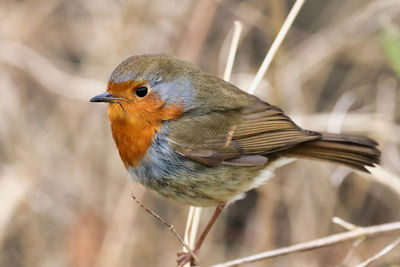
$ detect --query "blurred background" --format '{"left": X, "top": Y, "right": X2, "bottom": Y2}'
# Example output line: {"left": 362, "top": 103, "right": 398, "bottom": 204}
{"left": 1, "top": 0, "right": 400, "bottom": 266}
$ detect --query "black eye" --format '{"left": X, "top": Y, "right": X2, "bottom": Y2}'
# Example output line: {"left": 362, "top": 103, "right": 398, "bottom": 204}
{"left": 135, "top": 86, "right": 148, "bottom": 97}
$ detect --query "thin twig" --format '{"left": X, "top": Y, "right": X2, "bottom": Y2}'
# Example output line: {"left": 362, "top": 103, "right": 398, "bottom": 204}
{"left": 130, "top": 192, "right": 199, "bottom": 264}
{"left": 183, "top": 206, "right": 202, "bottom": 264}
{"left": 223, "top": 20, "right": 243, "bottom": 81}
{"left": 333, "top": 217, "right": 359, "bottom": 231}
{"left": 332, "top": 217, "right": 365, "bottom": 266}
{"left": 339, "top": 238, "right": 364, "bottom": 267}
{"left": 184, "top": 207, "right": 197, "bottom": 248}
{"left": 355, "top": 236, "right": 400, "bottom": 267}
{"left": 248, "top": 0, "right": 306, "bottom": 94}
{"left": 211, "top": 221, "right": 400, "bottom": 267}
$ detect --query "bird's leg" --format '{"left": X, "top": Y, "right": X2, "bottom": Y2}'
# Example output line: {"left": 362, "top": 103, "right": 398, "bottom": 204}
{"left": 177, "top": 203, "right": 226, "bottom": 266}
{"left": 193, "top": 203, "right": 226, "bottom": 253}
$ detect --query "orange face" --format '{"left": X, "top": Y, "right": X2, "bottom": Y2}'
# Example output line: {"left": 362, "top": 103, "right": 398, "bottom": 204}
{"left": 106, "top": 80, "right": 183, "bottom": 122}
{"left": 91, "top": 80, "right": 184, "bottom": 168}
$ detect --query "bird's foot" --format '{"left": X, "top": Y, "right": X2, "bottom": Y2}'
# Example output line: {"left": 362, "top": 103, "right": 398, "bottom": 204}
{"left": 176, "top": 251, "right": 196, "bottom": 267}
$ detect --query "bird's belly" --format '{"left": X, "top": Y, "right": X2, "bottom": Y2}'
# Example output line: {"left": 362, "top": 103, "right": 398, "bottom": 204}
{"left": 128, "top": 157, "right": 296, "bottom": 207}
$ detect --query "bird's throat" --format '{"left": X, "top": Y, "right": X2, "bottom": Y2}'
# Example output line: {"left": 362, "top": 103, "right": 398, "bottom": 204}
{"left": 110, "top": 116, "right": 160, "bottom": 168}
{"left": 107, "top": 101, "right": 184, "bottom": 168}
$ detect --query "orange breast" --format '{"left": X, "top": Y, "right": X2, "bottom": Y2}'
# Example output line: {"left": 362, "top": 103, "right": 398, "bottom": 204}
{"left": 110, "top": 118, "right": 157, "bottom": 168}
{"left": 108, "top": 98, "right": 183, "bottom": 168}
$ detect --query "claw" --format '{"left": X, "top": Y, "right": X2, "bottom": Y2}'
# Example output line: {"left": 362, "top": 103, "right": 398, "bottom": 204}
{"left": 176, "top": 251, "right": 187, "bottom": 257}
{"left": 176, "top": 251, "right": 195, "bottom": 267}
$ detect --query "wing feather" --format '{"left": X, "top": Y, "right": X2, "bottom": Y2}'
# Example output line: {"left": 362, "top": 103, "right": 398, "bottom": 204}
{"left": 167, "top": 98, "right": 319, "bottom": 166}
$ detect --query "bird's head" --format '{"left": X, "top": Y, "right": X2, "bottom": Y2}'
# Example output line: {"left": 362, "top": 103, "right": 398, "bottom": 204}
{"left": 90, "top": 54, "right": 200, "bottom": 124}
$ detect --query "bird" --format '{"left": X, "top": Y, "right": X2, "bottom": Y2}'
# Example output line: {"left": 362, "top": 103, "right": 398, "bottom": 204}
{"left": 90, "top": 54, "right": 380, "bottom": 265}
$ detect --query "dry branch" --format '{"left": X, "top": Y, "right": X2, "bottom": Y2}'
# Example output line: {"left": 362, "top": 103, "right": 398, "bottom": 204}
{"left": 212, "top": 221, "right": 400, "bottom": 267}
{"left": 248, "top": 0, "right": 305, "bottom": 94}
{"left": 130, "top": 192, "right": 199, "bottom": 264}
{"left": 355, "top": 236, "right": 400, "bottom": 267}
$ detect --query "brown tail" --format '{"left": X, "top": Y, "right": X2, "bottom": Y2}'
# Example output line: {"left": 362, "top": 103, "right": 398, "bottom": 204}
{"left": 288, "top": 132, "right": 380, "bottom": 172}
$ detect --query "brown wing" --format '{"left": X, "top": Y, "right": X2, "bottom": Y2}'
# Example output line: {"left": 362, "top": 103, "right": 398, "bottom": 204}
{"left": 167, "top": 98, "right": 321, "bottom": 167}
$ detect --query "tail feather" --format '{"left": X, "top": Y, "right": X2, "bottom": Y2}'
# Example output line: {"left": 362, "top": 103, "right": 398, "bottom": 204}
{"left": 288, "top": 132, "right": 380, "bottom": 172}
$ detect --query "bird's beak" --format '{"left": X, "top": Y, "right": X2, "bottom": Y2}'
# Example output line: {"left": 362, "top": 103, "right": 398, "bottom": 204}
{"left": 90, "top": 92, "right": 122, "bottom": 103}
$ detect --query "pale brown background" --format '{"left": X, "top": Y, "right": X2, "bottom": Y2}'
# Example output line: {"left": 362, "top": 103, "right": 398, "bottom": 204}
{"left": 1, "top": 0, "right": 400, "bottom": 266}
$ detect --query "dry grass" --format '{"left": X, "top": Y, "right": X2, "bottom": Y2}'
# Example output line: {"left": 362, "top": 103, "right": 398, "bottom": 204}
{"left": 0, "top": 0, "right": 400, "bottom": 266}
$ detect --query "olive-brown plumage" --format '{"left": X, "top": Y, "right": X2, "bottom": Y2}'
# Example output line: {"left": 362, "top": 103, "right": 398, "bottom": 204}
{"left": 90, "top": 54, "right": 380, "bottom": 207}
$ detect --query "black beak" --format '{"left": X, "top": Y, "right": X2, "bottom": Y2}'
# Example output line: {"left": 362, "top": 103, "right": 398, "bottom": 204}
{"left": 90, "top": 92, "right": 122, "bottom": 103}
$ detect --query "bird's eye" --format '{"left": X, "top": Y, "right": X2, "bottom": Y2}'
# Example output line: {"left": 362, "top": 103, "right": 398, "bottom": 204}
{"left": 135, "top": 86, "right": 148, "bottom": 97}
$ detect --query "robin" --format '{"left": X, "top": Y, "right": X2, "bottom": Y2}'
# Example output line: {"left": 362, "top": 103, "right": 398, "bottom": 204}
{"left": 90, "top": 54, "right": 380, "bottom": 265}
